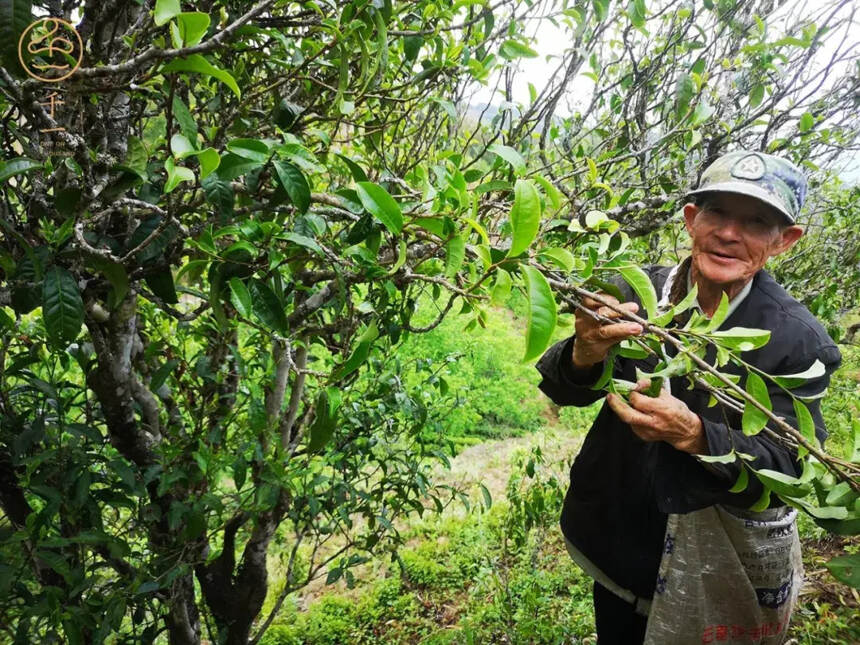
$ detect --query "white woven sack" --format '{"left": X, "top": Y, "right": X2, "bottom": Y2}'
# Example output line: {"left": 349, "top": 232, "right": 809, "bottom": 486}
{"left": 644, "top": 504, "right": 803, "bottom": 645}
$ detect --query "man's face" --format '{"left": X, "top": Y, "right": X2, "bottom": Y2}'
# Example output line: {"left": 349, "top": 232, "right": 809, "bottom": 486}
{"left": 683, "top": 193, "right": 803, "bottom": 289}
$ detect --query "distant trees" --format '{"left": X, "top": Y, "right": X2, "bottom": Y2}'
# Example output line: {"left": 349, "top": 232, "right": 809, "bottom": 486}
{"left": 1, "top": 0, "right": 858, "bottom": 642}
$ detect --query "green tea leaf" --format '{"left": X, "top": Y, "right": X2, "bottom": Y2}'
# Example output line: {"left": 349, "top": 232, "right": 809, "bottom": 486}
{"left": 202, "top": 174, "right": 234, "bottom": 218}
{"left": 124, "top": 137, "right": 149, "bottom": 180}
{"left": 195, "top": 148, "right": 220, "bottom": 179}
{"left": 651, "top": 283, "right": 698, "bottom": 326}
{"left": 476, "top": 180, "right": 512, "bottom": 195}
{"left": 172, "top": 95, "right": 198, "bottom": 142}
{"left": 154, "top": 0, "right": 180, "bottom": 26}
{"left": 228, "top": 278, "right": 252, "bottom": 318}
{"left": 463, "top": 217, "right": 490, "bottom": 247}
{"left": 488, "top": 143, "right": 526, "bottom": 174}
{"left": 274, "top": 161, "right": 311, "bottom": 214}
{"left": 281, "top": 232, "right": 322, "bottom": 256}
{"left": 749, "top": 83, "right": 765, "bottom": 108}
{"left": 824, "top": 482, "right": 856, "bottom": 508}
{"left": 88, "top": 258, "right": 129, "bottom": 309}
{"left": 753, "top": 468, "right": 812, "bottom": 498}
{"left": 586, "top": 158, "right": 599, "bottom": 183}
{"left": 533, "top": 175, "right": 563, "bottom": 212}
{"left": 609, "top": 378, "right": 637, "bottom": 395}
{"left": 586, "top": 278, "right": 623, "bottom": 302}
{"left": 162, "top": 54, "right": 241, "bottom": 98}
{"left": 42, "top": 266, "right": 84, "bottom": 347}
{"left": 710, "top": 327, "right": 771, "bottom": 351}
{"left": 444, "top": 234, "right": 465, "bottom": 278}
{"left": 0, "top": 0, "right": 32, "bottom": 76}
{"left": 145, "top": 269, "right": 178, "bottom": 304}
{"left": 704, "top": 291, "right": 730, "bottom": 331}
{"left": 521, "top": 266, "right": 557, "bottom": 362}
{"left": 491, "top": 269, "right": 512, "bottom": 306}
{"left": 170, "top": 133, "right": 194, "bottom": 158}
{"left": 539, "top": 247, "right": 575, "bottom": 272}
{"left": 627, "top": 0, "right": 647, "bottom": 28}
{"left": 793, "top": 398, "right": 817, "bottom": 458}
{"left": 335, "top": 154, "right": 368, "bottom": 182}
{"left": 0, "top": 307, "right": 13, "bottom": 330}
{"left": 696, "top": 451, "right": 738, "bottom": 465}
{"left": 690, "top": 99, "right": 715, "bottom": 126}
{"left": 334, "top": 322, "right": 379, "bottom": 379}
{"left": 403, "top": 32, "right": 422, "bottom": 62}
{"left": 675, "top": 73, "right": 695, "bottom": 120}
{"left": 499, "top": 40, "right": 539, "bottom": 60}
{"left": 308, "top": 389, "right": 339, "bottom": 453}
{"left": 249, "top": 279, "right": 288, "bottom": 334}
{"left": 617, "top": 265, "right": 658, "bottom": 319}
{"left": 176, "top": 12, "right": 210, "bottom": 47}
{"left": 507, "top": 179, "right": 541, "bottom": 258}
{"left": 729, "top": 466, "right": 749, "bottom": 493}
{"left": 150, "top": 359, "right": 180, "bottom": 391}
{"left": 772, "top": 359, "right": 826, "bottom": 389}
{"left": 208, "top": 272, "right": 227, "bottom": 330}
{"left": 617, "top": 340, "right": 649, "bottom": 359}
{"left": 386, "top": 239, "right": 407, "bottom": 276}
{"left": 749, "top": 486, "right": 771, "bottom": 512}
{"left": 215, "top": 153, "right": 261, "bottom": 181}
{"left": 741, "top": 372, "right": 771, "bottom": 436}
{"left": 232, "top": 457, "right": 247, "bottom": 491}
{"left": 479, "top": 483, "right": 493, "bottom": 510}
{"left": 227, "top": 138, "right": 270, "bottom": 163}
{"left": 164, "top": 157, "right": 194, "bottom": 193}
{"left": 355, "top": 182, "right": 403, "bottom": 234}
{"left": 0, "top": 157, "right": 41, "bottom": 183}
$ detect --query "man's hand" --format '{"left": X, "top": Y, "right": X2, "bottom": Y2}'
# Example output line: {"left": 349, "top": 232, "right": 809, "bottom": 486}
{"left": 572, "top": 294, "right": 643, "bottom": 368}
{"left": 606, "top": 379, "right": 709, "bottom": 455}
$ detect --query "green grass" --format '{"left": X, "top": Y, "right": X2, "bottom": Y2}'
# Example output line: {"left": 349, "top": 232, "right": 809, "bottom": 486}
{"left": 819, "top": 344, "right": 859, "bottom": 460}
{"left": 394, "top": 288, "right": 562, "bottom": 447}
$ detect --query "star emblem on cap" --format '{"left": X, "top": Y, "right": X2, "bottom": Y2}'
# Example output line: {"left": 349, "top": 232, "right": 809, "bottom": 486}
{"left": 731, "top": 153, "right": 766, "bottom": 180}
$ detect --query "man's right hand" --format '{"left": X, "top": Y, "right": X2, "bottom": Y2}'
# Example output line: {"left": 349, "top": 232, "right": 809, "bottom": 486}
{"left": 571, "top": 295, "right": 643, "bottom": 368}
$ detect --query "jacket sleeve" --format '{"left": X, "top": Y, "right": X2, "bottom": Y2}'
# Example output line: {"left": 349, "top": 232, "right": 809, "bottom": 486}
{"left": 655, "top": 348, "right": 842, "bottom": 512}
{"left": 534, "top": 334, "right": 608, "bottom": 407}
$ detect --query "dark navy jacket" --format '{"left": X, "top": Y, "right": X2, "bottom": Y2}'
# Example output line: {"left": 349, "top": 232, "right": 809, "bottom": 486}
{"left": 535, "top": 266, "right": 842, "bottom": 600}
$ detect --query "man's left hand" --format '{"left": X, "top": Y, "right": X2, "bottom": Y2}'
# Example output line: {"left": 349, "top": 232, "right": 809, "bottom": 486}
{"left": 606, "top": 379, "right": 708, "bottom": 455}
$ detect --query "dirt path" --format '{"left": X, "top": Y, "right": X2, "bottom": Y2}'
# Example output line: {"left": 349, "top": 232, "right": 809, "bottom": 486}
{"left": 433, "top": 421, "right": 582, "bottom": 503}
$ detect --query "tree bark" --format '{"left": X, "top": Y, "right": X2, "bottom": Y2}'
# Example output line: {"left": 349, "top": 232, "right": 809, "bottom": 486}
{"left": 165, "top": 574, "right": 202, "bottom": 645}
{"left": 197, "top": 510, "right": 281, "bottom": 645}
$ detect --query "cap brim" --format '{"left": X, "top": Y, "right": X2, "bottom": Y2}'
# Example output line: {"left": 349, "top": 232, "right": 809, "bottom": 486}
{"left": 685, "top": 181, "right": 795, "bottom": 225}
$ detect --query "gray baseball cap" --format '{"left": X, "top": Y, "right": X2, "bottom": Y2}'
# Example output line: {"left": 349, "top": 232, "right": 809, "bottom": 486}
{"left": 685, "top": 151, "right": 807, "bottom": 224}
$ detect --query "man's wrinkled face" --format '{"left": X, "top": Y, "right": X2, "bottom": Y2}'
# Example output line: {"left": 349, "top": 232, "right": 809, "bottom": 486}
{"left": 683, "top": 193, "right": 803, "bottom": 290}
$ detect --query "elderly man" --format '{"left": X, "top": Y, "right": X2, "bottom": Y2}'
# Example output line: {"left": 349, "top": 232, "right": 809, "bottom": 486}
{"left": 535, "top": 151, "right": 842, "bottom": 643}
